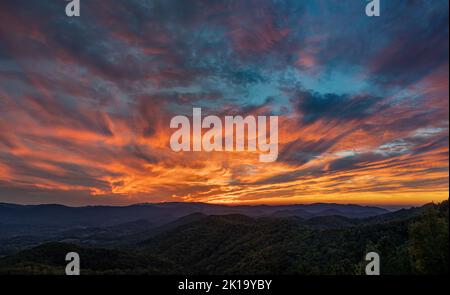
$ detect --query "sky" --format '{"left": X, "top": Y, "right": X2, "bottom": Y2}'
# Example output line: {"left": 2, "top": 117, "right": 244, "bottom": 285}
{"left": 0, "top": 0, "right": 448, "bottom": 207}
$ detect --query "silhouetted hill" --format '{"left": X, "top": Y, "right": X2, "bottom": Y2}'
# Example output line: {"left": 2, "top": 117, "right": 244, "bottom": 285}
{"left": 300, "top": 215, "right": 360, "bottom": 229}
{"left": 0, "top": 203, "right": 178, "bottom": 227}
{"left": 137, "top": 213, "right": 410, "bottom": 274}
{"left": 0, "top": 242, "right": 180, "bottom": 275}
{"left": 0, "top": 202, "right": 388, "bottom": 228}
{"left": 0, "top": 201, "right": 410, "bottom": 257}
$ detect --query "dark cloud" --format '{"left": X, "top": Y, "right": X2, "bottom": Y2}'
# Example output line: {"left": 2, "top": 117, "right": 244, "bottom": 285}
{"left": 327, "top": 153, "right": 387, "bottom": 172}
{"left": 295, "top": 91, "right": 382, "bottom": 124}
{"left": 368, "top": 0, "right": 449, "bottom": 86}
{"left": 0, "top": 152, "right": 112, "bottom": 189}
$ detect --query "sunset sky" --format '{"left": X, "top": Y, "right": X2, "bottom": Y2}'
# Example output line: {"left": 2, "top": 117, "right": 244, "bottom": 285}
{"left": 0, "top": 0, "right": 448, "bottom": 207}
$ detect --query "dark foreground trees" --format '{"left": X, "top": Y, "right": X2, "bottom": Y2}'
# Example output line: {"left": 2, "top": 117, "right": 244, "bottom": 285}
{"left": 409, "top": 206, "right": 449, "bottom": 274}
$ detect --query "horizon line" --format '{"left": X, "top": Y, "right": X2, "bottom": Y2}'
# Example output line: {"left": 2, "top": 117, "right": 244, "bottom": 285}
{"left": 1, "top": 200, "right": 443, "bottom": 210}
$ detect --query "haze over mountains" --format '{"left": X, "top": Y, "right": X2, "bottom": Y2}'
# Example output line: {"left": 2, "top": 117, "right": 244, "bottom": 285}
{"left": 0, "top": 202, "right": 388, "bottom": 227}
{"left": 0, "top": 202, "right": 386, "bottom": 255}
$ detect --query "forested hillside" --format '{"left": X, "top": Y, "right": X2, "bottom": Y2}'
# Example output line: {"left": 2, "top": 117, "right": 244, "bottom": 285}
{"left": 0, "top": 201, "right": 447, "bottom": 275}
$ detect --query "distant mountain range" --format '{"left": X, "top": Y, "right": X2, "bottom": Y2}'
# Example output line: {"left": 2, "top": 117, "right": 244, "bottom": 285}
{"left": 0, "top": 202, "right": 389, "bottom": 255}
{"left": 0, "top": 202, "right": 388, "bottom": 256}
{"left": 0, "top": 202, "right": 389, "bottom": 228}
